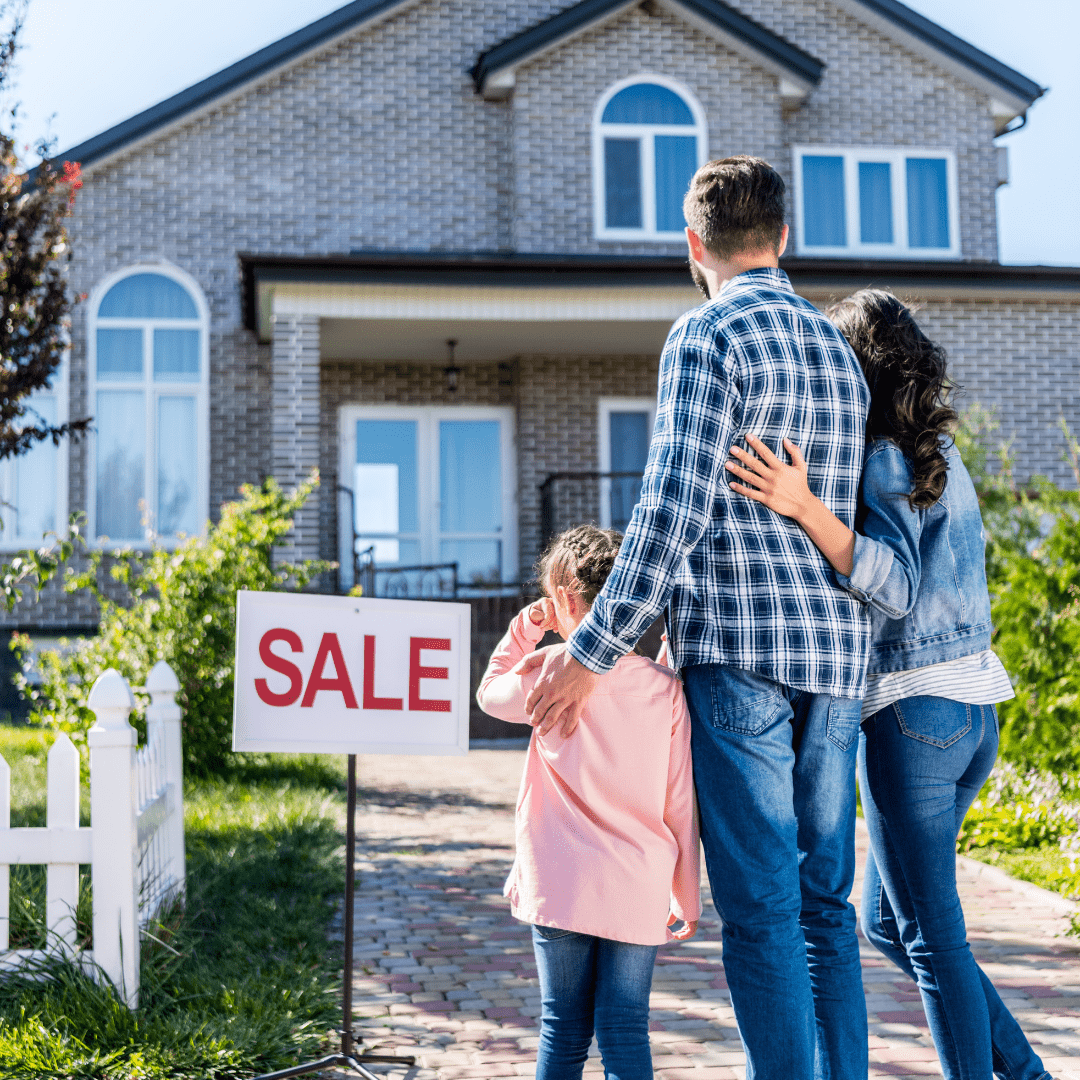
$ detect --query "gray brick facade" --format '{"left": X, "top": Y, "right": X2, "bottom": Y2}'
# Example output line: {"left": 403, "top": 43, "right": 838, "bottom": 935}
{"left": 7, "top": 0, "right": 1075, "bottom": 645}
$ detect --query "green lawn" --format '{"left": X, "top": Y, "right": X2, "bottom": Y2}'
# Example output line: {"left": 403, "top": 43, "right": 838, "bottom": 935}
{"left": 0, "top": 727, "right": 350, "bottom": 1078}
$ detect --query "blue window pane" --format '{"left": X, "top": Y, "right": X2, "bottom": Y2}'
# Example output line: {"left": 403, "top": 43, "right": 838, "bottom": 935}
{"left": 99, "top": 273, "right": 198, "bottom": 319}
{"left": 602, "top": 83, "right": 694, "bottom": 125}
{"left": 356, "top": 420, "right": 418, "bottom": 534}
{"left": 439, "top": 539, "right": 501, "bottom": 586}
{"left": 610, "top": 411, "right": 649, "bottom": 532}
{"left": 440, "top": 421, "right": 501, "bottom": 533}
{"left": 655, "top": 135, "right": 697, "bottom": 233}
{"left": 157, "top": 396, "right": 199, "bottom": 536}
{"left": 605, "top": 139, "right": 642, "bottom": 228}
{"left": 802, "top": 155, "right": 847, "bottom": 247}
{"left": 859, "top": 162, "right": 893, "bottom": 244}
{"left": 154, "top": 329, "right": 200, "bottom": 381}
{"left": 906, "top": 158, "right": 950, "bottom": 249}
{"left": 12, "top": 395, "right": 57, "bottom": 541}
{"left": 97, "top": 328, "right": 143, "bottom": 380}
{"left": 96, "top": 389, "right": 145, "bottom": 541}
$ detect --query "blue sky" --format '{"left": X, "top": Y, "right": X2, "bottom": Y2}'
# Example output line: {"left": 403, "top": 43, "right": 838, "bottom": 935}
{"left": 9, "top": 0, "right": 1079, "bottom": 266}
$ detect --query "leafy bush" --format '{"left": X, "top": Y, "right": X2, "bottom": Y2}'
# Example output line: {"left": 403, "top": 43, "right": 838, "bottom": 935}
{"left": 15, "top": 475, "right": 328, "bottom": 775}
{"left": 958, "top": 762, "right": 1080, "bottom": 852}
{"left": 956, "top": 409, "right": 1080, "bottom": 771}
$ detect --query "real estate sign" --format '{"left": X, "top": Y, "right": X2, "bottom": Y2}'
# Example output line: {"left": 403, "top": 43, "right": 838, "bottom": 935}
{"left": 233, "top": 591, "right": 471, "bottom": 755}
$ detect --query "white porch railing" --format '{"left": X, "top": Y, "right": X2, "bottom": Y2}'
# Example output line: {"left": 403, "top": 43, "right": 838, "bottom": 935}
{"left": 0, "top": 661, "right": 186, "bottom": 1007}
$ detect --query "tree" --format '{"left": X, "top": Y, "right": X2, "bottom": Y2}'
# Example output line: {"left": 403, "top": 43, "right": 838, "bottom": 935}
{"left": 0, "top": 0, "right": 88, "bottom": 463}
{"left": 0, "top": 1, "right": 89, "bottom": 609}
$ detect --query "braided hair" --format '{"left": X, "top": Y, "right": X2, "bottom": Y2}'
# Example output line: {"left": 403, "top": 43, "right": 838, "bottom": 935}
{"left": 826, "top": 289, "right": 959, "bottom": 510}
{"left": 535, "top": 524, "right": 623, "bottom": 606}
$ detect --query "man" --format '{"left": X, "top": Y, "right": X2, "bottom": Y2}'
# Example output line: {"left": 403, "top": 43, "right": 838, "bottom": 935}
{"left": 522, "top": 157, "right": 871, "bottom": 1078}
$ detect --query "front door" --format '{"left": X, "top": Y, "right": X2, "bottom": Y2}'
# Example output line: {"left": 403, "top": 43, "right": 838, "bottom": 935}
{"left": 339, "top": 405, "right": 517, "bottom": 592}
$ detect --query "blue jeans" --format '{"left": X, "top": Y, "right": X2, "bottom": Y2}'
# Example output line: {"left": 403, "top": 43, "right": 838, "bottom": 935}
{"left": 531, "top": 925, "right": 658, "bottom": 1080}
{"left": 684, "top": 664, "right": 867, "bottom": 1080}
{"left": 860, "top": 697, "right": 1050, "bottom": 1080}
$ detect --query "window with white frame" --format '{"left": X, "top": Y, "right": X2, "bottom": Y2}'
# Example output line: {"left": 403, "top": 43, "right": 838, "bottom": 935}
{"left": 0, "top": 364, "right": 68, "bottom": 548}
{"left": 793, "top": 146, "right": 960, "bottom": 258}
{"left": 594, "top": 76, "right": 707, "bottom": 241}
{"left": 338, "top": 406, "right": 517, "bottom": 588}
{"left": 89, "top": 267, "right": 209, "bottom": 544}
{"left": 598, "top": 398, "right": 654, "bottom": 532}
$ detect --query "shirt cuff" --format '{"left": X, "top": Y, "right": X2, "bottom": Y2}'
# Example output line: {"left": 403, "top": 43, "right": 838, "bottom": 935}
{"left": 835, "top": 531, "right": 895, "bottom": 603}
{"left": 566, "top": 611, "right": 626, "bottom": 674}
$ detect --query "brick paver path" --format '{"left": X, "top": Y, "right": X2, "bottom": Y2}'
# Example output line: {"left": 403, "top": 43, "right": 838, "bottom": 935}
{"left": 339, "top": 747, "right": 1080, "bottom": 1080}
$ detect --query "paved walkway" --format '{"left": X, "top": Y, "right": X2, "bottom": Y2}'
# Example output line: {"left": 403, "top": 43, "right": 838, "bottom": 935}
{"left": 338, "top": 746, "right": 1080, "bottom": 1080}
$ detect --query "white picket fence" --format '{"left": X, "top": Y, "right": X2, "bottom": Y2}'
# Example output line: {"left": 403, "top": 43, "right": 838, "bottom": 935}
{"left": 0, "top": 661, "right": 186, "bottom": 1006}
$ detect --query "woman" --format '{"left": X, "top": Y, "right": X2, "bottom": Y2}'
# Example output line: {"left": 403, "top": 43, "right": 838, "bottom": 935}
{"left": 723, "top": 289, "right": 1050, "bottom": 1080}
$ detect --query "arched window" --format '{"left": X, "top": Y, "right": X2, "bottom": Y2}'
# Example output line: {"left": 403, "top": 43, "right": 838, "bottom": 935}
{"left": 89, "top": 267, "right": 208, "bottom": 544}
{"left": 593, "top": 76, "right": 707, "bottom": 241}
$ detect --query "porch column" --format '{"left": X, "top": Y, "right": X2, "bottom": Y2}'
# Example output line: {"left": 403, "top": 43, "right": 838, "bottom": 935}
{"left": 271, "top": 313, "right": 321, "bottom": 564}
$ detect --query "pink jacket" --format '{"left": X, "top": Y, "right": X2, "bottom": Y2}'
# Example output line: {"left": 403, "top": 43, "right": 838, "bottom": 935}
{"left": 477, "top": 609, "right": 701, "bottom": 946}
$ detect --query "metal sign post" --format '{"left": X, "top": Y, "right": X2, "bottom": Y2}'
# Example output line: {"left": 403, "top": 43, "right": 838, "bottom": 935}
{"left": 235, "top": 592, "right": 472, "bottom": 1079}
{"left": 253, "top": 756, "right": 413, "bottom": 1080}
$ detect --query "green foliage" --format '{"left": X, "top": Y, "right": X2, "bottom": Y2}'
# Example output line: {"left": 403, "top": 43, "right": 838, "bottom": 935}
{"left": 15, "top": 476, "right": 330, "bottom": 775}
{"left": 0, "top": 746, "right": 347, "bottom": 1078}
{"left": 956, "top": 409, "right": 1080, "bottom": 771}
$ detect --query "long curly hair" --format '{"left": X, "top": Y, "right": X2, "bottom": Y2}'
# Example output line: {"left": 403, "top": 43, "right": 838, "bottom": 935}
{"left": 827, "top": 289, "right": 959, "bottom": 510}
{"left": 535, "top": 524, "right": 622, "bottom": 606}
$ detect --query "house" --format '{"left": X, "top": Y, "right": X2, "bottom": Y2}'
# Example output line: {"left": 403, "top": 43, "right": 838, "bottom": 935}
{"left": 10, "top": 0, "right": 1080, "bottom": 735}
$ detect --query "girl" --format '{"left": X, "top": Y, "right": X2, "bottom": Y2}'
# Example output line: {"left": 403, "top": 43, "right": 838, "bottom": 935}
{"left": 723, "top": 289, "right": 1050, "bottom": 1080}
{"left": 477, "top": 524, "right": 701, "bottom": 1080}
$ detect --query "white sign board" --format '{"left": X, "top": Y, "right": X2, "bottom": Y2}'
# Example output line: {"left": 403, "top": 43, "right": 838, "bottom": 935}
{"left": 233, "top": 591, "right": 471, "bottom": 755}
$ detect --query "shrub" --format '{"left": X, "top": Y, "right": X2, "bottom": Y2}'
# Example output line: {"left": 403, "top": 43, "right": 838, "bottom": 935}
{"left": 14, "top": 475, "right": 329, "bottom": 775}
{"left": 956, "top": 410, "right": 1080, "bottom": 771}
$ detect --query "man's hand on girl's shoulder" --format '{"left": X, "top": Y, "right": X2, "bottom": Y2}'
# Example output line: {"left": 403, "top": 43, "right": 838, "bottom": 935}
{"left": 521, "top": 644, "right": 600, "bottom": 737}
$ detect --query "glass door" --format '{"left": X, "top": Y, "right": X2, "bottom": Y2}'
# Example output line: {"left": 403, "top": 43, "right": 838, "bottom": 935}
{"left": 340, "top": 406, "right": 516, "bottom": 590}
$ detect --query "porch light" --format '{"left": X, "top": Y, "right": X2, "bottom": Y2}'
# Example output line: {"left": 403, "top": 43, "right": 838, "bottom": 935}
{"left": 444, "top": 339, "right": 460, "bottom": 393}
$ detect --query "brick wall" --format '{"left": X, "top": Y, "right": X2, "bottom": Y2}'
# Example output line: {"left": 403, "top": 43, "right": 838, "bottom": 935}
{"left": 6, "top": 0, "right": 1054, "bottom": 632}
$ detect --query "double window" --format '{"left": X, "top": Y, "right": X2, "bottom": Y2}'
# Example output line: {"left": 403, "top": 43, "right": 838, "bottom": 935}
{"left": 594, "top": 76, "right": 707, "bottom": 241}
{"left": 339, "top": 406, "right": 517, "bottom": 589}
{"left": 89, "top": 267, "right": 209, "bottom": 544}
{"left": 793, "top": 146, "right": 959, "bottom": 258}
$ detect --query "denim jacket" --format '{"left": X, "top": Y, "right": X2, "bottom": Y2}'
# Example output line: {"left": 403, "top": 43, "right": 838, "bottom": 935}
{"left": 835, "top": 439, "right": 992, "bottom": 674}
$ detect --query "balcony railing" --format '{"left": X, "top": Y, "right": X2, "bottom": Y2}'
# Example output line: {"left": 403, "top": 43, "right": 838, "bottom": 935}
{"left": 539, "top": 470, "right": 645, "bottom": 546}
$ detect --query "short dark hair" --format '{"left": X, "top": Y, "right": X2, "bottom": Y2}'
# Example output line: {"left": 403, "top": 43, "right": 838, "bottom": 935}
{"left": 682, "top": 156, "right": 786, "bottom": 260}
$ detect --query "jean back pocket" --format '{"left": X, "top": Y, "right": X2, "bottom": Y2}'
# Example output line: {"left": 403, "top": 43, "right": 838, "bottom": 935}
{"left": 893, "top": 696, "right": 971, "bottom": 748}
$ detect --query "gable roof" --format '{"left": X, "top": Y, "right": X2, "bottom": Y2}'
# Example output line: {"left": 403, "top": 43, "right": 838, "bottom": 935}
{"left": 829, "top": 0, "right": 1042, "bottom": 125}
{"left": 472, "top": 0, "right": 824, "bottom": 103}
{"left": 51, "top": 0, "right": 1044, "bottom": 174}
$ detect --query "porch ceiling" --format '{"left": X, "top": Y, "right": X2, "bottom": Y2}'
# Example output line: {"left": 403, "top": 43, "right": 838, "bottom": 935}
{"left": 319, "top": 316, "right": 679, "bottom": 361}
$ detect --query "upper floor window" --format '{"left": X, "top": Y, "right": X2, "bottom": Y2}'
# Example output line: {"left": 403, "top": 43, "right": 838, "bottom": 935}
{"left": 89, "top": 267, "right": 209, "bottom": 545}
{"left": 793, "top": 146, "right": 959, "bottom": 258}
{"left": 593, "top": 76, "right": 707, "bottom": 242}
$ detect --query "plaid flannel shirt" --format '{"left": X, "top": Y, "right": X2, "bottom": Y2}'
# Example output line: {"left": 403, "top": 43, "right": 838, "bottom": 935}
{"left": 568, "top": 267, "right": 872, "bottom": 699}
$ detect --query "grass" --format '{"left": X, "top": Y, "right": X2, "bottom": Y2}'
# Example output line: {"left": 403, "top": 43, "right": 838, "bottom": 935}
{"left": 963, "top": 846, "right": 1080, "bottom": 900}
{"left": 0, "top": 727, "right": 352, "bottom": 1078}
